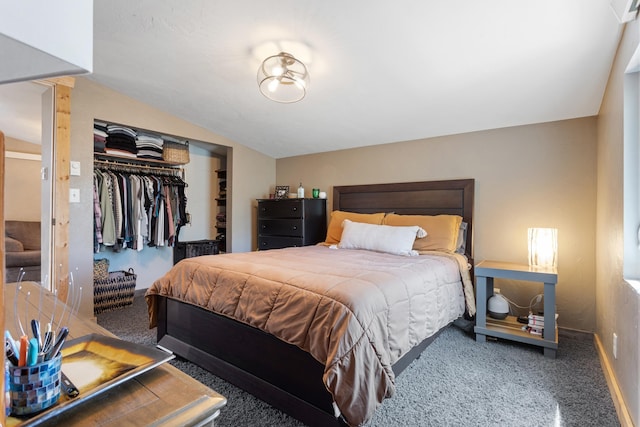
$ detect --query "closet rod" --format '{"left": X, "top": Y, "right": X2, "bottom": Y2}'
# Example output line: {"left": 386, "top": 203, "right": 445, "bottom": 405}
{"left": 94, "top": 159, "right": 182, "bottom": 174}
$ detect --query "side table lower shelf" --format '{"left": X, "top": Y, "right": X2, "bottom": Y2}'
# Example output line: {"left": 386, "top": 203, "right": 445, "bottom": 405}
{"left": 474, "top": 260, "right": 559, "bottom": 358}
{"left": 475, "top": 315, "right": 558, "bottom": 357}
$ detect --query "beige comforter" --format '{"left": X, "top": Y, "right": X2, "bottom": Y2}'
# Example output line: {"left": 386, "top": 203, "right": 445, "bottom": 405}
{"left": 146, "top": 245, "right": 473, "bottom": 426}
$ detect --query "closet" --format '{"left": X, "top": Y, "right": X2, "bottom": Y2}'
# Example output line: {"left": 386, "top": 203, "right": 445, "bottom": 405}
{"left": 92, "top": 120, "right": 228, "bottom": 290}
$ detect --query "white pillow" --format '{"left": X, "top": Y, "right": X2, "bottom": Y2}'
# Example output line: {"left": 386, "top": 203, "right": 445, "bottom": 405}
{"left": 337, "top": 219, "right": 426, "bottom": 256}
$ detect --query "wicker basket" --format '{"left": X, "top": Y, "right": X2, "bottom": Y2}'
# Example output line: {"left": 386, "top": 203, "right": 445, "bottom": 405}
{"left": 163, "top": 140, "right": 190, "bottom": 164}
{"left": 94, "top": 268, "right": 137, "bottom": 315}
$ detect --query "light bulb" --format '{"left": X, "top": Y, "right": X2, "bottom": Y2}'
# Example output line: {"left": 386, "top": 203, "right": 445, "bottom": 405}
{"left": 268, "top": 78, "right": 280, "bottom": 93}
{"left": 271, "top": 65, "right": 284, "bottom": 77}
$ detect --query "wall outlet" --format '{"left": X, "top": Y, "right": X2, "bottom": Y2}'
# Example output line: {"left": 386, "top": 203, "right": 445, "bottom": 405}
{"left": 613, "top": 333, "right": 618, "bottom": 359}
{"left": 69, "top": 188, "right": 80, "bottom": 203}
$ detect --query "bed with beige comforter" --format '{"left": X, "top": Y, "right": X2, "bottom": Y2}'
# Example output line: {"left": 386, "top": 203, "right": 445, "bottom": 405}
{"left": 146, "top": 245, "right": 474, "bottom": 426}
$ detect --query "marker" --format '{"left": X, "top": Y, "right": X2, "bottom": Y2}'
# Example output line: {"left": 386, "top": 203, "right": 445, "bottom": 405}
{"left": 27, "top": 338, "right": 38, "bottom": 366}
{"left": 18, "top": 336, "right": 28, "bottom": 367}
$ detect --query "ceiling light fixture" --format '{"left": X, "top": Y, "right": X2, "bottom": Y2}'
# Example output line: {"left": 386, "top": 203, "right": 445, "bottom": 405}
{"left": 257, "top": 52, "right": 309, "bottom": 103}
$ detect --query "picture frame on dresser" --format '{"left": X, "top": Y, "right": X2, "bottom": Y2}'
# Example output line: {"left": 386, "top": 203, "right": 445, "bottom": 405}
{"left": 275, "top": 186, "right": 289, "bottom": 199}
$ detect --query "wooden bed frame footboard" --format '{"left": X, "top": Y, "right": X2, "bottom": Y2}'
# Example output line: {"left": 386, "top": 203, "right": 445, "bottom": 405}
{"left": 154, "top": 179, "right": 475, "bottom": 426}
{"left": 156, "top": 296, "right": 442, "bottom": 427}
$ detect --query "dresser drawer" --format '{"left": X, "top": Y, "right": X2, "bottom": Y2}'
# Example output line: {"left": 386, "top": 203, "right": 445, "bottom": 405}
{"left": 258, "top": 236, "right": 304, "bottom": 250}
{"left": 258, "top": 219, "right": 304, "bottom": 237}
{"left": 258, "top": 199, "right": 303, "bottom": 218}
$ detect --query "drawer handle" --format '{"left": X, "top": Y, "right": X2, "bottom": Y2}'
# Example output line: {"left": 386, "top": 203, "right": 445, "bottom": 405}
{"left": 292, "top": 207, "right": 298, "bottom": 211}
{"left": 292, "top": 226, "right": 297, "bottom": 230}
{"left": 262, "top": 225, "right": 266, "bottom": 229}
{"left": 262, "top": 242, "right": 267, "bottom": 246}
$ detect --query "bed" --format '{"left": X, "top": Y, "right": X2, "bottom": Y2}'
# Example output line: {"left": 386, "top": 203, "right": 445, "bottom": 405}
{"left": 146, "top": 179, "right": 475, "bottom": 427}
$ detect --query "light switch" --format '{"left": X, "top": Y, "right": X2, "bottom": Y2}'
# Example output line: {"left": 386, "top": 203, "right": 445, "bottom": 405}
{"left": 69, "top": 188, "right": 80, "bottom": 203}
{"left": 70, "top": 161, "right": 81, "bottom": 176}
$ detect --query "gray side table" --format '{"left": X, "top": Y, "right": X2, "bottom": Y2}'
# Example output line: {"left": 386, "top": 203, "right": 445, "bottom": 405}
{"left": 474, "top": 260, "right": 559, "bottom": 358}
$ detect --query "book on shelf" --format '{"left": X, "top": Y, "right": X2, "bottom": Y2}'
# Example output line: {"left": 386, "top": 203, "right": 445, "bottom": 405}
{"left": 524, "top": 326, "right": 543, "bottom": 335}
{"left": 528, "top": 316, "right": 545, "bottom": 327}
{"left": 522, "top": 313, "right": 559, "bottom": 335}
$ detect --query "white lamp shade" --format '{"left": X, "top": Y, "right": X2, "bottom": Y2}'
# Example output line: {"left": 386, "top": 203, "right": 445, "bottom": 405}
{"left": 528, "top": 228, "right": 558, "bottom": 269}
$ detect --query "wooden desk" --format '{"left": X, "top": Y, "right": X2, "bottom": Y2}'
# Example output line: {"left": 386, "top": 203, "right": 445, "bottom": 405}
{"left": 5, "top": 281, "right": 226, "bottom": 426}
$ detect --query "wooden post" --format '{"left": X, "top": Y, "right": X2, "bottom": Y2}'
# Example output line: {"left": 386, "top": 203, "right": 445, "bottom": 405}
{"left": 46, "top": 79, "right": 73, "bottom": 302}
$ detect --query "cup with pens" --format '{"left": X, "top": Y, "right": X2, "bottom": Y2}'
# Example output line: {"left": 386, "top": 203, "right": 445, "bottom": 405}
{"left": 5, "top": 269, "right": 81, "bottom": 416}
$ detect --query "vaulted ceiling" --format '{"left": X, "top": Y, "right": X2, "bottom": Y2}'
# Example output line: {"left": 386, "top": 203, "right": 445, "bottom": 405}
{"left": 0, "top": 1, "right": 626, "bottom": 159}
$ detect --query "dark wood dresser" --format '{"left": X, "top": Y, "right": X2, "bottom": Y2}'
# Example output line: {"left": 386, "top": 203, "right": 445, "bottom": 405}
{"left": 257, "top": 198, "right": 327, "bottom": 250}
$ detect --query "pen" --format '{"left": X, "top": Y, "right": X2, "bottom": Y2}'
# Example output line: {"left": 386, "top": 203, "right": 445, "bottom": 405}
{"left": 31, "top": 319, "right": 41, "bottom": 348}
{"left": 5, "top": 339, "right": 19, "bottom": 366}
{"left": 42, "top": 323, "right": 53, "bottom": 354}
{"left": 47, "top": 327, "right": 68, "bottom": 360}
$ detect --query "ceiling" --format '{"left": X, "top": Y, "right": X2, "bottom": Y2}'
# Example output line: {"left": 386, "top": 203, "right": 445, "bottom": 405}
{"left": 0, "top": 1, "right": 626, "bottom": 159}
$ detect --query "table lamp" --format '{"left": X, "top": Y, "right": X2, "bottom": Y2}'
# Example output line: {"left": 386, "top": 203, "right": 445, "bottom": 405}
{"left": 528, "top": 227, "right": 558, "bottom": 269}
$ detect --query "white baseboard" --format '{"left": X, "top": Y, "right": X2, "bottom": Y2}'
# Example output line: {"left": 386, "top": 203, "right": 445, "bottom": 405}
{"left": 594, "top": 333, "right": 635, "bottom": 427}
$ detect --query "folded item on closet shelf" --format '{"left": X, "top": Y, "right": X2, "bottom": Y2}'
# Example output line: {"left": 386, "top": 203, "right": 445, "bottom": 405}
{"left": 106, "top": 125, "right": 137, "bottom": 138}
{"left": 106, "top": 136, "right": 138, "bottom": 153}
{"left": 104, "top": 148, "right": 137, "bottom": 158}
{"left": 136, "top": 132, "right": 164, "bottom": 145}
{"left": 137, "top": 151, "right": 164, "bottom": 159}
{"left": 93, "top": 128, "right": 108, "bottom": 138}
{"left": 107, "top": 133, "right": 136, "bottom": 144}
{"left": 135, "top": 143, "right": 163, "bottom": 151}
{"left": 94, "top": 140, "right": 106, "bottom": 153}
{"left": 136, "top": 146, "right": 163, "bottom": 154}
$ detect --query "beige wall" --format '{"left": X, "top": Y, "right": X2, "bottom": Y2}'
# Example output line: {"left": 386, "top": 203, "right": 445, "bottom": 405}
{"left": 4, "top": 137, "right": 41, "bottom": 221}
{"left": 69, "top": 77, "right": 275, "bottom": 317}
{"left": 596, "top": 20, "right": 640, "bottom": 425}
{"left": 277, "top": 117, "right": 597, "bottom": 332}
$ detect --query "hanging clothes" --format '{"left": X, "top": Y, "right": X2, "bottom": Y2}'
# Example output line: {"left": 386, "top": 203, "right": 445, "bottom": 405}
{"left": 93, "top": 164, "right": 188, "bottom": 253}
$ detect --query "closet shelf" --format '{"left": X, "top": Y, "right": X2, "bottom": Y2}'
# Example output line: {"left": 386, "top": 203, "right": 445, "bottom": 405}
{"left": 94, "top": 152, "right": 185, "bottom": 167}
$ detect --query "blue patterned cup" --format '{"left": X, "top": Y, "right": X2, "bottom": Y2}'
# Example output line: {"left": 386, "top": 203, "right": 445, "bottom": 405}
{"left": 8, "top": 354, "right": 62, "bottom": 416}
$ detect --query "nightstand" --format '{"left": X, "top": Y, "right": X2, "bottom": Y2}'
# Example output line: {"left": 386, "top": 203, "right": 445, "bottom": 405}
{"left": 474, "top": 260, "right": 558, "bottom": 358}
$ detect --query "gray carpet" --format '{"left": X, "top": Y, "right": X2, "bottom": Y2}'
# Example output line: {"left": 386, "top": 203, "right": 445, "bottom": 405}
{"left": 97, "top": 294, "right": 620, "bottom": 427}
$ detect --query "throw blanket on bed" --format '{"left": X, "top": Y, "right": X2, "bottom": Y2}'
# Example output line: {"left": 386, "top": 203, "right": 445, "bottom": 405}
{"left": 146, "top": 245, "right": 470, "bottom": 426}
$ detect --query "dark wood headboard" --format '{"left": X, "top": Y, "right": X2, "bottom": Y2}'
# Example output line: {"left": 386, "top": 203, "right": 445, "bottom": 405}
{"left": 333, "top": 179, "right": 475, "bottom": 259}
